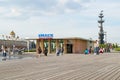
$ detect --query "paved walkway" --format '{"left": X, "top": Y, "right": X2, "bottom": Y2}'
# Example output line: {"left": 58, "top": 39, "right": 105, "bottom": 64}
{"left": 0, "top": 53, "right": 120, "bottom": 80}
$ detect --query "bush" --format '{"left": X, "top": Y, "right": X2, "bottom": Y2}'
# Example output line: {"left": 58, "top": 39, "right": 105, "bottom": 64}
{"left": 24, "top": 48, "right": 36, "bottom": 52}
{"left": 114, "top": 48, "right": 120, "bottom": 51}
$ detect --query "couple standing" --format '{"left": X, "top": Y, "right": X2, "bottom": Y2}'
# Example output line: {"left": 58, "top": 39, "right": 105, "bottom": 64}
{"left": 37, "top": 46, "right": 48, "bottom": 57}
{"left": 56, "top": 47, "right": 64, "bottom": 56}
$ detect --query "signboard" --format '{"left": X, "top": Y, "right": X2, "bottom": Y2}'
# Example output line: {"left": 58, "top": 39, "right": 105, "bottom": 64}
{"left": 38, "top": 34, "right": 53, "bottom": 39}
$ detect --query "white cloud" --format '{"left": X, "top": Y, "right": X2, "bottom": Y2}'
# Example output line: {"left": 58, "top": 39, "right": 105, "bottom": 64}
{"left": 0, "top": 0, "right": 94, "bottom": 19}
{"left": 0, "top": 0, "right": 120, "bottom": 43}
{"left": 6, "top": 8, "right": 22, "bottom": 17}
{"left": 64, "top": 8, "right": 76, "bottom": 13}
{"left": 0, "top": 7, "right": 5, "bottom": 13}
{"left": 58, "top": 0, "right": 69, "bottom": 5}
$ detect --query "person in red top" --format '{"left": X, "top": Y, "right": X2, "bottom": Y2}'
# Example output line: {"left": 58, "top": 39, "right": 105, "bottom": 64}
{"left": 99, "top": 48, "right": 103, "bottom": 54}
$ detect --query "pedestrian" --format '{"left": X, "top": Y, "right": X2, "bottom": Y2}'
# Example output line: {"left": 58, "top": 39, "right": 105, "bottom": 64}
{"left": 56, "top": 47, "right": 60, "bottom": 56}
{"left": 2, "top": 46, "right": 7, "bottom": 61}
{"left": 99, "top": 48, "right": 103, "bottom": 54}
{"left": 84, "top": 48, "right": 88, "bottom": 55}
{"left": 94, "top": 47, "right": 97, "bottom": 55}
{"left": 89, "top": 48, "right": 92, "bottom": 54}
{"left": 7, "top": 47, "right": 11, "bottom": 59}
{"left": 44, "top": 47, "right": 48, "bottom": 56}
{"left": 37, "top": 46, "right": 42, "bottom": 57}
{"left": 96, "top": 47, "right": 100, "bottom": 55}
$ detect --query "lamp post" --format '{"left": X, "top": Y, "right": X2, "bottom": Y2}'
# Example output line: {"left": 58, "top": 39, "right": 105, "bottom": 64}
{"left": 25, "top": 37, "right": 30, "bottom": 53}
{"left": 88, "top": 38, "right": 92, "bottom": 53}
{"left": 2, "top": 35, "right": 5, "bottom": 48}
{"left": 0, "top": 35, "right": 4, "bottom": 51}
{"left": 89, "top": 38, "right": 92, "bottom": 48}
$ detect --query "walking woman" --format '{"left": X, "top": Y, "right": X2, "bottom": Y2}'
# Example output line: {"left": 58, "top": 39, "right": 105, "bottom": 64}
{"left": 37, "top": 46, "right": 42, "bottom": 58}
{"left": 2, "top": 46, "right": 7, "bottom": 61}
{"left": 44, "top": 47, "right": 48, "bottom": 56}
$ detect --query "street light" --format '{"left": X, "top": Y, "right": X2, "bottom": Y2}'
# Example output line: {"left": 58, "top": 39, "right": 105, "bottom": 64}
{"left": 25, "top": 37, "right": 30, "bottom": 53}
{"left": 89, "top": 38, "right": 92, "bottom": 43}
{"left": 89, "top": 38, "right": 92, "bottom": 48}
{"left": 2, "top": 35, "right": 5, "bottom": 48}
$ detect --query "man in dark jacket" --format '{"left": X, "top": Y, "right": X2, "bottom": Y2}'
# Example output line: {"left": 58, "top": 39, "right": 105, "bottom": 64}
{"left": 44, "top": 48, "right": 48, "bottom": 56}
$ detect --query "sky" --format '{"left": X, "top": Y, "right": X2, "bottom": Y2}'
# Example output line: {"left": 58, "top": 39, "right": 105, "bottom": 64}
{"left": 0, "top": 0, "right": 120, "bottom": 43}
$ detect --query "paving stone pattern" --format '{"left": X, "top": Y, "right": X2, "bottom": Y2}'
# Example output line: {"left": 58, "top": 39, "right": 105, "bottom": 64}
{"left": 0, "top": 53, "right": 120, "bottom": 80}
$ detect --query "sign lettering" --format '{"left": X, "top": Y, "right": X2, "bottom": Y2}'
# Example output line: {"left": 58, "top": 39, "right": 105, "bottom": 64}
{"left": 38, "top": 34, "right": 53, "bottom": 39}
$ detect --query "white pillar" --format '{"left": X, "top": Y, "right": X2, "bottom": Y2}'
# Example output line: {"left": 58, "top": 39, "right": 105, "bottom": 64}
{"left": 27, "top": 40, "right": 30, "bottom": 52}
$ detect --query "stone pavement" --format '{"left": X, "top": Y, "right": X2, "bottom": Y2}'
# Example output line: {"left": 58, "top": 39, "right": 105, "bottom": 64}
{"left": 0, "top": 53, "right": 120, "bottom": 80}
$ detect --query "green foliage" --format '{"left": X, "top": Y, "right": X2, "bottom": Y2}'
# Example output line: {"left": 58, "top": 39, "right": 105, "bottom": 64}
{"left": 115, "top": 43, "right": 118, "bottom": 48}
{"left": 112, "top": 43, "right": 119, "bottom": 48}
{"left": 99, "top": 44, "right": 106, "bottom": 48}
{"left": 112, "top": 44, "right": 115, "bottom": 48}
{"left": 24, "top": 48, "right": 36, "bottom": 52}
{"left": 114, "top": 48, "right": 120, "bottom": 51}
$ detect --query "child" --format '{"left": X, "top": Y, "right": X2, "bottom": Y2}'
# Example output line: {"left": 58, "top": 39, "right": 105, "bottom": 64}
{"left": 84, "top": 48, "right": 88, "bottom": 55}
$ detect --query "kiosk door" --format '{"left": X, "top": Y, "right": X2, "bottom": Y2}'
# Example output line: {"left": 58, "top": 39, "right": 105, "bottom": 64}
{"left": 67, "top": 44, "right": 73, "bottom": 53}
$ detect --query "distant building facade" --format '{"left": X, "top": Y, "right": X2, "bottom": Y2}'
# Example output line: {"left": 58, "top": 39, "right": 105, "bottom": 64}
{"left": 0, "top": 31, "right": 27, "bottom": 49}
{"left": 35, "top": 37, "right": 95, "bottom": 54}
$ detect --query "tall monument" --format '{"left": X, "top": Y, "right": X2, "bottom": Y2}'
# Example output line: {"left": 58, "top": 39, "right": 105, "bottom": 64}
{"left": 98, "top": 10, "right": 105, "bottom": 44}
